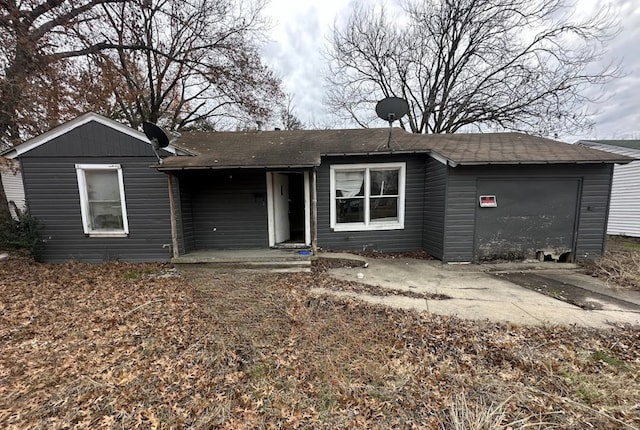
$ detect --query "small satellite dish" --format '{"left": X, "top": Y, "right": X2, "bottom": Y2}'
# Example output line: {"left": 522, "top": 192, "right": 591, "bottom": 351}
{"left": 376, "top": 97, "right": 409, "bottom": 123}
{"left": 143, "top": 122, "right": 170, "bottom": 149}
{"left": 375, "top": 97, "right": 409, "bottom": 149}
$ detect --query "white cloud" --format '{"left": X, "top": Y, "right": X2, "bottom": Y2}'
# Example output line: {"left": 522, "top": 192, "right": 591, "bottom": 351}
{"left": 262, "top": 0, "right": 640, "bottom": 139}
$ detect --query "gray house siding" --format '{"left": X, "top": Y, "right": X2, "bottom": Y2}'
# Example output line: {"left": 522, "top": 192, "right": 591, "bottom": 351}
{"left": 317, "top": 155, "right": 426, "bottom": 252}
{"left": 21, "top": 157, "right": 172, "bottom": 262}
{"left": 18, "top": 122, "right": 172, "bottom": 263}
{"left": 442, "top": 173, "right": 477, "bottom": 262}
{"left": 442, "top": 164, "right": 613, "bottom": 262}
{"left": 422, "top": 157, "right": 447, "bottom": 260}
{"left": 574, "top": 165, "right": 614, "bottom": 259}
{"left": 180, "top": 170, "right": 269, "bottom": 249}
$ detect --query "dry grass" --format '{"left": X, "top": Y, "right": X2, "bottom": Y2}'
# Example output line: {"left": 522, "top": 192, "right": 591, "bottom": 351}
{"left": 581, "top": 236, "right": 640, "bottom": 291}
{"left": 1, "top": 258, "right": 639, "bottom": 429}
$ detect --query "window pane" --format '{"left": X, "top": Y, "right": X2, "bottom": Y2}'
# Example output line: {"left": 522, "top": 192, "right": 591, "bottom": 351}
{"left": 86, "top": 170, "right": 120, "bottom": 201}
{"left": 371, "top": 170, "right": 398, "bottom": 196}
{"left": 337, "top": 198, "right": 364, "bottom": 223}
{"left": 85, "top": 170, "right": 124, "bottom": 231}
{"left": 370, "top": 197, "right": 398, "bottom": 222}
{"left": 335, "top": 170, "right": 364, "bottom": 197}
{"left": 89, "top": 202, "right": 124, "bottom": 230}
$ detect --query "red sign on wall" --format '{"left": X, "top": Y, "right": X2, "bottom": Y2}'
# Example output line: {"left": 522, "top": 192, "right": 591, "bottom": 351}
{"left": 479, "top": 195, "right": 497, "bottom": 207}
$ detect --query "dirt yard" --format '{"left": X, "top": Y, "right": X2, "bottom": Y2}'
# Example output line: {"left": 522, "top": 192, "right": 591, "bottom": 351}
{"left": 1, "top": 256, "right": 639, "bottom": 429}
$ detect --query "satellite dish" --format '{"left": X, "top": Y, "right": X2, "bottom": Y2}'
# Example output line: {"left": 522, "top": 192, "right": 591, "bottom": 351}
{"left": 142, "top": 122, "right": 170, "bottom": 149}
{"left": 375, "top": 97, "right": 409, "bottom": 149}
{"left": 376, "top": 97, "right": 409, "bottom": 123}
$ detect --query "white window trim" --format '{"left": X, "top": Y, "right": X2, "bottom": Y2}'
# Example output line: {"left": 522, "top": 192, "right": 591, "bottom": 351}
{"left": 330, "top": 162, "right": 406, "bottom": 232}
{"left": 75, "top": 164, "right": 130, "bottom": 237}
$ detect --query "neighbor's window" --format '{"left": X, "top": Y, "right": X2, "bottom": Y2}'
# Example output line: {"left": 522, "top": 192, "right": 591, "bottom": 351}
{"left": 76, "top": 164, "right": 129, "bottom": 237}
{"left": 330, "top": 163, "right": 405, "bottom": 231}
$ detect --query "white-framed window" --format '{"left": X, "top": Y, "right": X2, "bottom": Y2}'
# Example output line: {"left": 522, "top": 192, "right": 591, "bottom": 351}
{"left": 75, "top": 164, "right": 129, "bottom": 237}
{"left": 330, "top": 162, "right": 406, "bottom": 231}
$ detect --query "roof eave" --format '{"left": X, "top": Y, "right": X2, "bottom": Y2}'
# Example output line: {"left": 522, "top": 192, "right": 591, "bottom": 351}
{"left": 154, "top": 163, "right": 319, "bottom": 171}
{"left": 452, "top": 159, "right": 631, "bottom": 166}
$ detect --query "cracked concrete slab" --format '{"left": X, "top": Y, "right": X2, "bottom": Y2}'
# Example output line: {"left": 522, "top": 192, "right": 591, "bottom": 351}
{"left": 320, "top": 258, "right": 640, "bottom": 329}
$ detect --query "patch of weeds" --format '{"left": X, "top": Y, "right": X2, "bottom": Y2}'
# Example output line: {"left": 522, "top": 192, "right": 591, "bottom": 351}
{"left": 141, "top": 338, "right": 163, "bottom": 357}
{"left": 247, "top": 361, "right": 272, "bottom": 380}
{"left": 563, "top": 373, "right": 603, "bottom": 405}
{"left": 546, "top": 288, "right": 564, "bottom": 300}
{"left": 591, "top": 350, "right": 628, "bottom": 369}
{"left": 317, "top": 387, "right": 339, "bottom": 414}
{"left": 444, "top": 393, "right": 509, "bottom": 430}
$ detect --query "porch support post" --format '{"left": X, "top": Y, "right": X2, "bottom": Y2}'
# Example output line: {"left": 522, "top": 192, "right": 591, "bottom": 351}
{"left": 167, "top": 174, "right": 180, "bottom": 259}
{"left": 311, "top": 167, "right": 318, "bottom": 255}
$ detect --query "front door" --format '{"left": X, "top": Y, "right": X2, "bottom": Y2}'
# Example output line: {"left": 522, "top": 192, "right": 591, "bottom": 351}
{"left": 267, "top": 172, "right": 311, "bottom": 247}
{"left": 273, "top": 173, "right": 290, "bottom": 244}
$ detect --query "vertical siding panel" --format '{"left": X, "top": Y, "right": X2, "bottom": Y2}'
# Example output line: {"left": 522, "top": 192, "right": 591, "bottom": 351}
{"left": 574, "top": 164, "right": 613, "bottom": 259}
{"left": 178, "top": 175, "right": 195, "bottom": 253}
{"left": 443, "top": 170, "right": 477, "bottom": 262}
{"left": 422, "top": 157, "right": 446, "bottom": 259}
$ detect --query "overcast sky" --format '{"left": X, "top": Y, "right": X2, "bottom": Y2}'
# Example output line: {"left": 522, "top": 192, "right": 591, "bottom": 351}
{"left": 261, "top": 0, "right": 640, "bottom": 142}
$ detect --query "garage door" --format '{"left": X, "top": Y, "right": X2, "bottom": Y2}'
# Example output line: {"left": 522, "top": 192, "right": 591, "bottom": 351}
{"left": 475, "top": 178, "right": 580, "bottom": 261}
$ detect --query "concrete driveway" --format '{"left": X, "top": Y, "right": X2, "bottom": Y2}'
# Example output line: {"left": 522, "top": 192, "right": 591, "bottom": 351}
{"left": 319, "top": 257, "right": 640, "bottom": 328}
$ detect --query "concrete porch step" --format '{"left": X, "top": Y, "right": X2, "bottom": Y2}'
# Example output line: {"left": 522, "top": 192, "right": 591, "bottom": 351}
{"left": 171, "top": 249, "right": 312, "bottom": 273}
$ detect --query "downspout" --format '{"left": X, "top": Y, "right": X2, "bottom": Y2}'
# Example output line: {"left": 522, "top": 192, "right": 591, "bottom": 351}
{"left": 167, "top": 174, "right": 180, "bottom": 259}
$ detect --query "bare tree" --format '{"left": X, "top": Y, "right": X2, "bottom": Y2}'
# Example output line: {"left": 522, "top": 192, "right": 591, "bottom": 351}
{"left": 0, "top": 0, "right": 281, "bottom": 222}
{"left": 280, "top": 93, "right": 304, "bottom": 130}
{"left": 0, "top": 0, "right": 171, "bottom": 150}
{"left": 0, "top": 0, "right": 137, "bottom": 222}
{"left": 325, "top": 0, "right": 621, "bottom": 135}
{"left": 85, "top": 0, "right": 283, "bottom": 131}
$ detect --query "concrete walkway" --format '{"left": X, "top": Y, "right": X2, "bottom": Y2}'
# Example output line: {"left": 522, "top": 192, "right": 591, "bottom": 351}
{"left": 319, "top": 257, "right": 640, "bottom": 329}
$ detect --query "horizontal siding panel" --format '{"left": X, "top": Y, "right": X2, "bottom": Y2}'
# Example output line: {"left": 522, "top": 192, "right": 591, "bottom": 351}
{"left": 20, "top": 153, "right": 172, "bottom": 263}
{"left": 23, "top": 121, "right": 163, "bottom": 158}
{"left": 317, "top": 155, "right": 426, "bottom": 252}
{"left": 443, "top": 164, "right": 613, "bottom": 262}
{"left": 182, "top": 170, "right": 269, "bottom": 249}
{"left": 580, "top": 143, "right": 640, "bottom": 237}
{"left": 1, "top": 159, "right": 26, "bottom": 218}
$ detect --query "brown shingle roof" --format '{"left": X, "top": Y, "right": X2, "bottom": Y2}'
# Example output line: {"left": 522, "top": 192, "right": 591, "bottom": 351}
{"left": 157, "top": 129, "right": 631, "bottom": 170}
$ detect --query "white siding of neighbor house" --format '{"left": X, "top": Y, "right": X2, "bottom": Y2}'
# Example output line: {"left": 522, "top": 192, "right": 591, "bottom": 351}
{"left": 580, "top": 142, "right": 640, "bottom": 237}
{"left": 1, "top": 159, "right": 26, "bottom": 219}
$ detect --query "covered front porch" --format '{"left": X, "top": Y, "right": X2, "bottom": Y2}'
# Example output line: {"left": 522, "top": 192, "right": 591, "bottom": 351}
{"left": 162, "top": 168, "right": 318, "bottom": 259}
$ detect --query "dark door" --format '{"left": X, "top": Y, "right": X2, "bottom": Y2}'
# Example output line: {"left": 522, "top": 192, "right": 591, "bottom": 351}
{"left": 475, "top": 178, "right": 580, "bottom": 261}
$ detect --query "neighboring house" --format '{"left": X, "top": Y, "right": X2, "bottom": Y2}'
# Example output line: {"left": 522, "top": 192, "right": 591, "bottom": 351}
{"left": 1, "top": 112, "right": 632, "bottom": 263}
{"left": 578, "top": 140, "right": 640, "bottom": 237}
{"left": 1, "top": 158, "right": 26, "bottom": 219}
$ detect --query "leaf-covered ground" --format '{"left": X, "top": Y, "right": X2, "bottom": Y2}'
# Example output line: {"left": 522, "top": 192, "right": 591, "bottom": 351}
{"left": 1, "top": 258, "right": 639, "bottom": 429}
